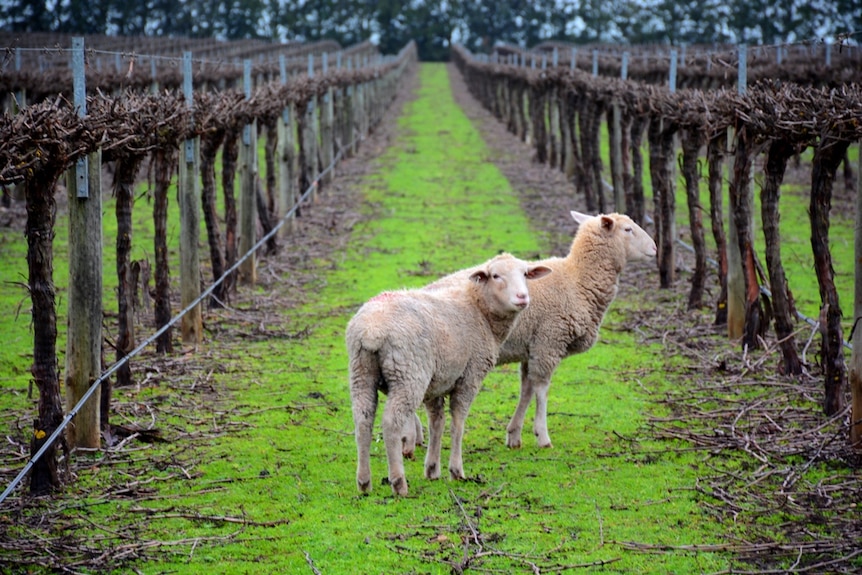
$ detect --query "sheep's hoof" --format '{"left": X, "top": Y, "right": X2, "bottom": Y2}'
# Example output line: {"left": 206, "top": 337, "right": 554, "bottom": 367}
{"left": 536, "top": 435, "right": 553, "bottom": 448}
{"left": 402, "top": 448, "right": 415, "bottom": 459}
{"left": 425, "top": 462, "right": 440, "bottom": 480}
{"left": 357, "top": 478, "right": 372, "bottom": 493}
{"left": 506, "top": 437, "right": 522, "bottom": 449}
{"left": 390, "top": 476, "right": 408, "bottom": 496}
{"left": 449, "top": 468, "right": 466, "bottom": 481}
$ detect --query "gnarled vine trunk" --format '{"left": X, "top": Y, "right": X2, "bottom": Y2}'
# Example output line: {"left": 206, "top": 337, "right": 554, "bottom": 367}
{"left": 153, "top": 148, "right": 176, "bottom": 354}
{"left": 629, "top": 115, "right": 647, "bottom": 226}
{"left": 681, "top": 129, "right": 706, "bottom": 309}
{"left": 200, "top": 131, "right": 227, "bottom": 308}
{"left": 810, "top": 139, "right": 851, "bottom": 416}
{"left": 729, "top": 126, "right": 763, "bottom": 350}
{"left": 222, "top": 128, "right": 240, "bottom": 297}
{"left": 761, "top": 138, "right": 803, "bottom": 375}
{"left": 648, "top": 117, "right": 676, "bottom": 288}
{"left": 26, "top": 171, "right": 64, "bottom": 495}
{"left": 708, "top": 132, "right": 728, "bottom": 326}
{"left": 114, "top": 154, "right": 144, "bottom": 387}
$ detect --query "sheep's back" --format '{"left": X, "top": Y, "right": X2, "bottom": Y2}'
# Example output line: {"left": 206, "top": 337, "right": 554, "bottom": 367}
{"left": 348, "top": 289, "right": 496, "bottom": 384}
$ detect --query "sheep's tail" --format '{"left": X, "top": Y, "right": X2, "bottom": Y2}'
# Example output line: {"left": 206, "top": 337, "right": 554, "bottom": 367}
{"left": 349, "top": 342, "right": 381, "bottom": 493}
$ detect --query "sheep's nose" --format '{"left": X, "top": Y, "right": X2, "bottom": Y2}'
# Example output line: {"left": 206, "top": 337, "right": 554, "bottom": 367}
{"left": 514, "top": 293, "right": 529, "bottom": 308}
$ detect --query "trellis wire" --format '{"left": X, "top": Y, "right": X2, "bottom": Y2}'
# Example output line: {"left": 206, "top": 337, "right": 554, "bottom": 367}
{"left": 0, "top": 130, "right": 365, "bottom": 505}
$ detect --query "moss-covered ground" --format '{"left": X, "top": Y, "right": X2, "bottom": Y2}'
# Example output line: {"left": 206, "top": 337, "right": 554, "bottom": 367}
{"left": 1, "top": 62, "right": 858, "bottom": 573}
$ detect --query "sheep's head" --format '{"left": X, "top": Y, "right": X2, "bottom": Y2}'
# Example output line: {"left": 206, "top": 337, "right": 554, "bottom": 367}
{"left": 571, "top": 211, "right": 657, "bottom": 264}
{"left": 470, "top": 253, "right": 552, "bottom": 314}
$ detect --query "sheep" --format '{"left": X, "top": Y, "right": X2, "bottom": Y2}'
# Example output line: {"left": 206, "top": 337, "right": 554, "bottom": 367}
{"left": 347, "top": 253, "right": 552, "bottom": 496}
{"left": 426, "top": 211, "right": 657, "bottom": 449}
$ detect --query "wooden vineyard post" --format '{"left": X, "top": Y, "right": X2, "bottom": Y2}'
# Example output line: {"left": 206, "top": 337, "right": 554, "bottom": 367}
{"left": 239, "top": 59, "right": 258, "bottom": 285}
{"left": 552, "top": 86, "right": 563, "bottom": 173}
{"left": 302, "top": 54, "right": 319, "bottom": 202}
{"left": 65, "top": 37, "right": 103, "bottom": 449}
{"left": 356, "top": 56, "right": 367, "bottom": 143}
{"left": 346, "top": 57, "right": 356, "bottom": 156}
{"left": 277, "top": 55, "right": 297, "bottom": 236}
{"left": 852, "top": 142, "right": 862, "bottom": 447}
{"left": 333, "top": 52, "right": 345, "bottom": 159}
{"left": 179, "top": 52, "right": 203, "bottom": 345}
{"left": 559, "top": 85, "right": 574, "bottom": 179}
{"left": 320, "top": 53, "right": 334, "bottom": 185}
{"left": 726, "top": 45, "right": 748, "bottom": 341}
{"left": 608, "top": 52, "right": 628, "bottom": 214}
{"left": 649, "top": 50, "right": 678, "bottom": 291}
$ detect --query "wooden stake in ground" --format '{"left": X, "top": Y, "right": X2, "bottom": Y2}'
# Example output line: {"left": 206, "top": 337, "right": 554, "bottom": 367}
{"left": 65, "top": 37, "right": 103, "bottom": 447}
{"left": 65, "top": 151, "right": 104, "bottom": 447}
{"left": 179, "top": 53, "right": 202, "bottom": 344}
{"left": 852, "top": 141, "right": 862, "bottom": 447}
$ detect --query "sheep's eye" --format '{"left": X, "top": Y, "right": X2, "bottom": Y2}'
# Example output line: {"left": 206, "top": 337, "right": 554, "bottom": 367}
{"left": 624, "top": 227, "right": 632, "bottom": 233}
{"left": 492, "top": 274, "right": 501, "bottom": 280}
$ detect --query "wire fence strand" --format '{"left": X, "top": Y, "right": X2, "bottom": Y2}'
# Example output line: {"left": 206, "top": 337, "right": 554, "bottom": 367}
{"left": 0, "top": 131, "right": 364, "bottom": 505}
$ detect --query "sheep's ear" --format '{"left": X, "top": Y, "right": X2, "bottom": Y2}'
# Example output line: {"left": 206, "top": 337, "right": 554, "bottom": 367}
{"left": 526, "top": 265, "right": 552, "bottom": 280}
{"left": 570, "top": 210, "right": 591, "bottom": 224}
{"left": 469, "top": 270, "right": 490, "bottom": 284}
{"left": 600, "top": 215, "right": 615, "bottom": 231}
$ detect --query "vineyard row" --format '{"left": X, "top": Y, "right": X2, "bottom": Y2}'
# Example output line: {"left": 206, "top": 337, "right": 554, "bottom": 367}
{"left": 452, "top": 43, "right": 862, "bottom": 446}
{"left": 1, "top": 38, "right": 417, "bottom": 499}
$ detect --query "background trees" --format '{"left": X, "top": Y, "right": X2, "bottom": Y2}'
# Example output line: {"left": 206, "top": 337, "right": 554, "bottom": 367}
{"left": 0, "top": 0, "right": 859, "bottom": 61}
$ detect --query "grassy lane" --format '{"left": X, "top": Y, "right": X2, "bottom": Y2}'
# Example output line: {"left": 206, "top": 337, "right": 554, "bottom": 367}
{"left": 138, "top": 63, "right": 729, "bottom": 574}
{"left": 0, "top": 62, "right": 731, "bottom": 573}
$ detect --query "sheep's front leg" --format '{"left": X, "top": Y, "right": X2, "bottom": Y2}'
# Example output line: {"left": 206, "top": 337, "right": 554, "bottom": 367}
{"left": 424, "top": 397, "right": 446, "bottom": 480}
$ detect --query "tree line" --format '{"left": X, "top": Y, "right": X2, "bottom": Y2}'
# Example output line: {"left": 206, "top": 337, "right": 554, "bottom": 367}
{"left": 2, "top": 1, "right": 861, "bottom": 63}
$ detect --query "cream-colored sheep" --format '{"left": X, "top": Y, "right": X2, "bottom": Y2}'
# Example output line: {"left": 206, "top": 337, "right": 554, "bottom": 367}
{"left": 427, "top": 211, "right": 656, "bottom": 448}
{"left": 347, "top": 253, "right": 551, "bottom": 496}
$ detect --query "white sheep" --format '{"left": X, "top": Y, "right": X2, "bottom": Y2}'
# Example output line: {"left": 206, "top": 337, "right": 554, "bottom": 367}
{"left": 427, "top": 211, "right": 656, "bottom": 448}
{"left": 347, "top": 253, "right": 552, "bottom": 496}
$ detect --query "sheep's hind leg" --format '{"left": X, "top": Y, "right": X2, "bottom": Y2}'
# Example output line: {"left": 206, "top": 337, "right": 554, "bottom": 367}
{"left": 528, "top": 364, "right": 556, "bottom": 447}
{"left": 448, "top": 386, "right": 479, "bottom": 480}
{"left": 424, "top": 397, "right": 446, "bottom": 480}
{"left": 531, "top": 377, "right": 554, "bottom": 448}
{"left": 506, "top": 361, "right": 535, "bottom": 448}
{"left": 350, "top": 360, "right": 379, "bottom": 493}
{"left": 381, "top": 397, "right": 414, "bottom": 496}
